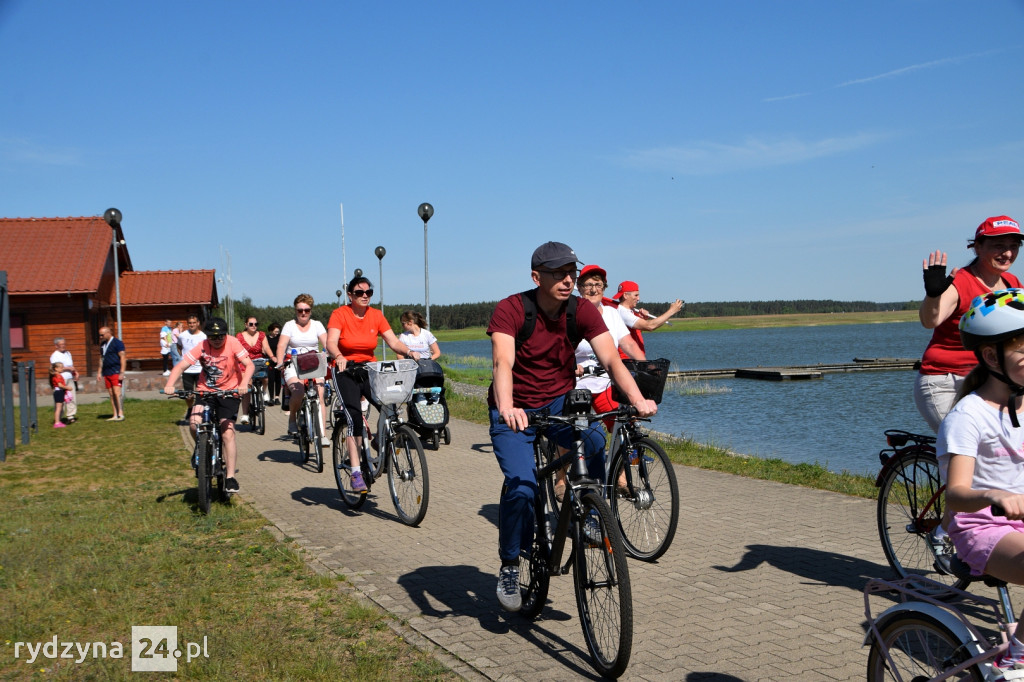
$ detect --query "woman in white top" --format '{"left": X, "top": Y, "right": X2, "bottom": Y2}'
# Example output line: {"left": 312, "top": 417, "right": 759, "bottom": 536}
{"left": 396, "top": 310, "right": 441, "bottom": 360}
{"left": 275, "top": 293, "right": 329, "bottom": 444}
{"left": 551, "top": 265, "right": 644, "bottom": 500}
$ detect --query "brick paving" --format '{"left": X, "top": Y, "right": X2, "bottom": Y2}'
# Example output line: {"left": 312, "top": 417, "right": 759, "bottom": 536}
{"left": 215, "top": 398, "right": 938, "bottom": 682}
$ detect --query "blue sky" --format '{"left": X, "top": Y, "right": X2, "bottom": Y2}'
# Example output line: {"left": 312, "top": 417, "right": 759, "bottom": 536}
{"left": 2, "top": 1, "right": 1023, "bottom": 308}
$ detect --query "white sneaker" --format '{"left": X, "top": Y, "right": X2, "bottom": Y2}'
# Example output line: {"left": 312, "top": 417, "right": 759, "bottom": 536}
{"left": 162, "top": 370, "right": 171, "bottom": 376}
{"left": 496, "top": 565, "right": 521, "bottom": 612}
{"left": 321, "top": 437, "right": 331, "bottom": 447}
{"left": 239, "top": 414, "right": 250, "bottom": 425}
{"left": 263, "top": 392, "right": 271, "bottom": 402}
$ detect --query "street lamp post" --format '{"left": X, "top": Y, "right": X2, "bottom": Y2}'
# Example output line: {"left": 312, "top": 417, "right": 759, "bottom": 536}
{"left": 417, "top": 203, "right": 434, "bottom": 328}
{"left": 103, "top": 208, "right": 124, "bottom": 337}
{"left": 336, "top": 289, "right": 343, "bottom": 305}
{"left": 375, "top": 246, "right": 387, "bottom": 359}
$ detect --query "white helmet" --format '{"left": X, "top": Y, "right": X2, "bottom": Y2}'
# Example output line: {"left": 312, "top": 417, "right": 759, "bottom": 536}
{"left": 959, "top": 289, "right": 1024, "bottom": 351}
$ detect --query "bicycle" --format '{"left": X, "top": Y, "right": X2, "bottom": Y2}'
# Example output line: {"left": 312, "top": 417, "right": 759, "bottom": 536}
{"left": 516, "top": 389, "right": 633, "bottom": 679}
{"left": 168, "top": 388, "right": 238, "bottom": 514}
{"left": 291, "top": 351, "right": 328, "bottom": 474}
{"left": 247, "top": 358, "right": 268, "bottom": 436}
{"left": 875, "top": 429, "right": 969, "bottom": 595}
{"left": 331, "top": 361, "right": 429, "bottom": 526}
{"left": 864, "top": 505, "right": 1019, "bottom": 681}
{"left": 551, "top": 364, "right": 679, "bottom": 561}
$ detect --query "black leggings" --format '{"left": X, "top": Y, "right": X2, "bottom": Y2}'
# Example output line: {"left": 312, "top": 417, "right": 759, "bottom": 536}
{"left": 335, "top": 365, "right": 371, "bottom": 438}
{"left": 267, "top": 366, "right": 282, "bottom": 399}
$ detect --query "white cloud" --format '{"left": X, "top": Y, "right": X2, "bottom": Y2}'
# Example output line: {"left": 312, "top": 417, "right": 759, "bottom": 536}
{"left": 623, "top": 132, "right": 887, "bottom": 175}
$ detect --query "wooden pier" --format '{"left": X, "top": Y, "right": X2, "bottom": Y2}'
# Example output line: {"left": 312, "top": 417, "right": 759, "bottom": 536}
{"left": 668, "top": 357, "right": 920, "bottom": 382}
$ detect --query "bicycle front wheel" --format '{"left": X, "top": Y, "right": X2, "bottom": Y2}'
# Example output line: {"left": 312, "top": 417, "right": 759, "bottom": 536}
{"left": 296, "top": 405, "right": 310, "bottom": 461}
{"left": 866, "top": 613, "right": 983, "bottom": 681}
{"left": 195, "top": 434, "right": 213, "bottom": 515}
{"left": 387, "top": 424, "right": 429, "bottom": 526}
{"left": 332, "top": 422, "right": 366, "bottom": 509}
{"left": 574, "top": 490, "right": 632, "bottom": 679}
{"left": 519, "top": 490, "right": 552, "bottom": 620}
{"left": 311, "top": 409, "right": 324, "bottom": 473}
{"left": 253, "top": 391, "right": 266, "bottom": 436}
{"left": 877, "top": 451, "right": 968, "bottom": 594}
{"left": 610, "top": 438, "right": 679, "bottom": 562}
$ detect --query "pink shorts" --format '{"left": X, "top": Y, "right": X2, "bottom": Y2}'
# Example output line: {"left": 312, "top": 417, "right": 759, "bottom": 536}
{"left": 104, "top": 374, "right": 121, "bottom": 389}
{"left": 949, "top": 508, "right": 1024, "bottom": 576}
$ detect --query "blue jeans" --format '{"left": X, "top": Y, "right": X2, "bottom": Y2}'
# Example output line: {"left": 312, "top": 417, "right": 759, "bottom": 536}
{"left": 489, "top": 393, "right": 606, "bottom": 563}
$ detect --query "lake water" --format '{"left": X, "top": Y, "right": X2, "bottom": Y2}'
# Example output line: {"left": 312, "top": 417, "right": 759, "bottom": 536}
{"left": 442, "top": 321, "right": 934, "bottom": 476}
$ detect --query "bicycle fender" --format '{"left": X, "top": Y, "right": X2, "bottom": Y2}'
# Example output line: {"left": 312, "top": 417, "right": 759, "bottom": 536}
{"left": 863, "top": 601, "right": 985, "bottom": 657}
{"left": 873, "top": 445, "right": 932, "bottom": 487}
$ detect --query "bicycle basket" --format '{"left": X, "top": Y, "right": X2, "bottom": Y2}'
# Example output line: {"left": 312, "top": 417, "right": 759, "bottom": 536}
{"left": 612, "top": 357, "right": 671, "bottom": 404}
{"left": 252, "top": 358, "right": 269, "bottom": 379}
{"left": 366, "top": 359, "right": 418, "bottom": 405}
{"left": 292, "top": 351, "right": 327, "bottom": 380}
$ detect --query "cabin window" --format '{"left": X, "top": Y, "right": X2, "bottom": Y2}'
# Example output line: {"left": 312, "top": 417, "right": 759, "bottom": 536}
{"left": 9, "top": 313, "right": 25, "bottom": 349}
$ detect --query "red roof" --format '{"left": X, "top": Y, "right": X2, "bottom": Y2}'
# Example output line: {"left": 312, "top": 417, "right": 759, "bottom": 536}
{"left": 118, "top": 270, "right": 218, "bottom": 306}
{"left": 0, "top": 216, "right": 131, "bottom": 294}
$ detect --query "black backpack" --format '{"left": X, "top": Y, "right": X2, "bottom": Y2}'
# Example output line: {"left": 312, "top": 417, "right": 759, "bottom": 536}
{"left": 514, "top": 289, "right": 582, "bottom": 352}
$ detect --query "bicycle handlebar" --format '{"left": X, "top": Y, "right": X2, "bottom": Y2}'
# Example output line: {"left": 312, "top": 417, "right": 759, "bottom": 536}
{"left": 992, "top": 504, "right": 1007, "bottom": 517}
{"left": 164, "top": 388, "right": 241, "bottom": 400}
{"left": 528, "top": 404, "right": 639, "bottom": 427}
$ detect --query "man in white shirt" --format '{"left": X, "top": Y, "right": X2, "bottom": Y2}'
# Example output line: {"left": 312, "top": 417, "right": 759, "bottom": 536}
{"left": 611, "top": 280, "right": 684, "bottom": 358}
{"left": 176, "top": 315, "right": 207, "bottom": 414}
{"left": 50, "top": 337, "right": 79, "bottom": 423}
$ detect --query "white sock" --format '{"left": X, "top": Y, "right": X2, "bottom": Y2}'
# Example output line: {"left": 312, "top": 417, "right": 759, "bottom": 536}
{"left": 1009, "top": 634, "right": 1024, "bottom": 661}
{"left": 352, "top": 466, "right": 361, "bottom": 474}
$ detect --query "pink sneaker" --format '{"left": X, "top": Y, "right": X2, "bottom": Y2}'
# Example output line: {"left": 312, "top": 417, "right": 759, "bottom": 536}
{"left": 53, "top": 422, "right": 66, "bottom": 429}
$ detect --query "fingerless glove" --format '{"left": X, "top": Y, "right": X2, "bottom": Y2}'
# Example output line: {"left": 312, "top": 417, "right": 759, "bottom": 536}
{"left": 923, "top": 264, "right": 954, "bottom": 298}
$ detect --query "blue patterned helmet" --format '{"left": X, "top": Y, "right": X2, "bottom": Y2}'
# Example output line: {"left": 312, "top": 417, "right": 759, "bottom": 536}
{"left": 959, "top": 289, "right": 1024, "bottom": 351}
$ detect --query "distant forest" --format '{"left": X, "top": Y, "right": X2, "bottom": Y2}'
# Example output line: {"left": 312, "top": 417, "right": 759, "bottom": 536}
{"left": 230, "top": 296, "right": 919, "bottom": 332}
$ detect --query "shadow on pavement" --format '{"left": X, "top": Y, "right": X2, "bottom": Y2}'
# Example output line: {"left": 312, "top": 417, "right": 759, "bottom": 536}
{"left": 478, "top": 502, "right": 500, "bottom": 528}
{"left": 712, "top": 544, "right": 891, "bottom": 591}
{"left": 257, "top": 447, "right": 305, "bottom": 464}
{"left": 398, "top": 564, "right": 599, "bottom": 678}
{"left": 686, "top": 674, "right": 746, "bottom": 681}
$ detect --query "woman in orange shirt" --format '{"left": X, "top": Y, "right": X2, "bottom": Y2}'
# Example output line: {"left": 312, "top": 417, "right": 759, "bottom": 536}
{"left": 326, "top": 276, "right": 421, "bottom": 493}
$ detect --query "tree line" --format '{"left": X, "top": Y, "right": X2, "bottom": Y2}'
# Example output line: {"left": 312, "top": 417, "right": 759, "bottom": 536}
{"left": 227, "top": 296, "right": 918, "bottom": 333}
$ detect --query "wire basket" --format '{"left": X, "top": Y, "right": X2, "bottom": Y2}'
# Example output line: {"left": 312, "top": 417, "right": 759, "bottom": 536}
{"left": 366, "top": 359, "right": 419, "bottom": 405}
{"left": 612, "top": 358, "right": 671, "bottom": 404}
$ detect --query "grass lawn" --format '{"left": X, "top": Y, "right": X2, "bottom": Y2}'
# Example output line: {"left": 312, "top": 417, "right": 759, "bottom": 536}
{"left": 0, "top": 399, "right": 455, "bottom": 681}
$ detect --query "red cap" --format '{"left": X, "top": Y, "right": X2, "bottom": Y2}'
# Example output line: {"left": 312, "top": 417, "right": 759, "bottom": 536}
{"left": 579, "top": 264, "right": 607, "bottom": 283}
{"left": 613, "top": 280, "right": 639, "bottom": 300}
{"left": 975, "top": 215, "right": 1022, "bottom": 240}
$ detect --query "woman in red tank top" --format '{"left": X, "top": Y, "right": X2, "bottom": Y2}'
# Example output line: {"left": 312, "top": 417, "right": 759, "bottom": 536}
{"left": 916, "top": 215, "right": 1024, "bottom": 432}
{"left": 236, "top": 315, "right": 273, "bottom": 425}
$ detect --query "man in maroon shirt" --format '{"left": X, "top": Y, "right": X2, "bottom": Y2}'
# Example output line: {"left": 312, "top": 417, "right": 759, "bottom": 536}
{"left": 487, "top": 241, "right": 657, "bottom": 612}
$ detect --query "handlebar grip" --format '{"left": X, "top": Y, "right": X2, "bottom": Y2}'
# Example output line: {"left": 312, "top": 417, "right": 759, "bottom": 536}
{"left": 992, "top": 504, "right": 1007, "bottom": 517}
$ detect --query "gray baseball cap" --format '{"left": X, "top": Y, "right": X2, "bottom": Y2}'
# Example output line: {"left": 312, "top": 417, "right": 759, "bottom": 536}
{"left": 531, "top": 242, "right": 582, "bottom": 270}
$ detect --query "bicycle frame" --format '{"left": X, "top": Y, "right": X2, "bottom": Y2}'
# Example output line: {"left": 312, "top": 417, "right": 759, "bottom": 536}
{"left": 537, "top": 426, "right": 606, "bottom": 575}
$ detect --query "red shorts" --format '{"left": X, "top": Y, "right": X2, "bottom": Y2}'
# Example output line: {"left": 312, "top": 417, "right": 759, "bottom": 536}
{"left": 104, "top": 374, "right": 121, "bottom": 389}
{"left": 593, "top": 385, "right": 619, "bottom": 432}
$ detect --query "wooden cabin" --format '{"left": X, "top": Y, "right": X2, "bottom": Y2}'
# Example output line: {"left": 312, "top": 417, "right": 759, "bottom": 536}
{"left": 1, "top": 217, "right": 219, "bottom": 375}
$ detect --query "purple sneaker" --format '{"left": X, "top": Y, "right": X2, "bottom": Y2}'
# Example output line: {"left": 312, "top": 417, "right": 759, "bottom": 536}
{"left": 350, "top": 470, "right": 368, "bottom": 494}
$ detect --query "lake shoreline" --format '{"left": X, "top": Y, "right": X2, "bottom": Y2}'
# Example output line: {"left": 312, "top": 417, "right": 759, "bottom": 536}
{"left": 435, "top": 309, "right": 919, "bottom": 341}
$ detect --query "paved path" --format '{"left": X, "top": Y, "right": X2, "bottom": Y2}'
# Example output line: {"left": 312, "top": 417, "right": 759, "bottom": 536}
{"left": 216, "top": 400, "right": 957, "bottom": 682}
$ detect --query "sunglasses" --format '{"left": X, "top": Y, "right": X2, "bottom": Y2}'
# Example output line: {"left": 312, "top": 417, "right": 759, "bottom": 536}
{"left": 207, "top": 335, "right": 225, "bottom": 341}
{"left": 295, "top": 307, "right": 312, "bottom": 313}
{"left": 350, "top": 289, "right": 373, "bottom": 298}
{"left": 246, "top": 322, "right": 258, "bottom": 326}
